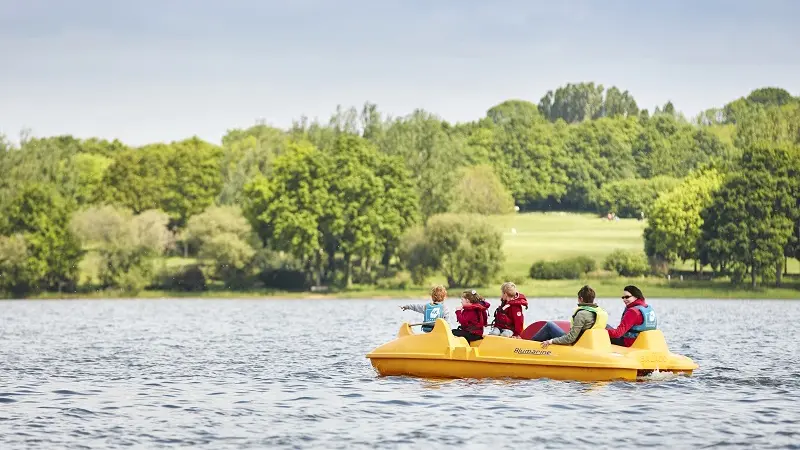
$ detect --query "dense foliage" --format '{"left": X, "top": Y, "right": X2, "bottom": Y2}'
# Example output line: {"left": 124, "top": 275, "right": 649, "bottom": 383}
{"left": 529, "top": 256, "right": 597, "bottom": 280}
{"left": 1, "top": 83, "right": 799, "bottom": 295}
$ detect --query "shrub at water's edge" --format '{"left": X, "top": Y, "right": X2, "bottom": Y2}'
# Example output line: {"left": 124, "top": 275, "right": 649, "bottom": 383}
{"left": 530, "top": 256, "right": 597, "bottom": 280}
{"left": 603, "top": 250, "right": 651, "bottom": 277}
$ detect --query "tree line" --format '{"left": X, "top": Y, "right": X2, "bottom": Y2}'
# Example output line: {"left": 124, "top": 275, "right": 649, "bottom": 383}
{"left": 0, "top": 83, "right": 798, "bottom": 296}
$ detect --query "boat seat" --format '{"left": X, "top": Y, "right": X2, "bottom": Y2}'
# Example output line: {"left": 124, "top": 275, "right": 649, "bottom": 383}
{"left": 573, "top": 329, "right": 612, "bottom": 352}
{"left": 629, "top": 330, "right": 669, "bottom": 352}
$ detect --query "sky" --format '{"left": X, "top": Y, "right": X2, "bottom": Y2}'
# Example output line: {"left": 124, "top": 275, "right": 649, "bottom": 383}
{"left": 1, "top": 0, "right": 798, "bottom": 146}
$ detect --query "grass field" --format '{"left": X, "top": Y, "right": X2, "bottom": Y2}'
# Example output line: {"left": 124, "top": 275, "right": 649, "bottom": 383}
{"left": 492, "top": 212, "right": 649, "bottom": 277}
{"left": 63, "top": 212, "right": 799, "bottom": 300}
{"left": 491, "top": 211, "right": 799, "bottom": 276}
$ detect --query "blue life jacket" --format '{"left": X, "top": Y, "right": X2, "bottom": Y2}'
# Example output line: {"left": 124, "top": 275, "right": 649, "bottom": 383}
{"left": 622, "top": 304, "right": 657, "bottom": 339}
{"left": 422, "top": 303, "right": 445, "bottom": 332}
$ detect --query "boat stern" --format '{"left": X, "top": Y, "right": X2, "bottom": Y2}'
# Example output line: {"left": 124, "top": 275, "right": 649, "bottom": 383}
{"left": 366, "top": 319, "right": 470, "bottom": 376}
{"left": 623, "top": 330, "right": 699, "bottom": 374}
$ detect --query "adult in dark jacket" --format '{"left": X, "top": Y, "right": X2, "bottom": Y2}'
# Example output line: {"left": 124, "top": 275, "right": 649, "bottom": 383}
{"left": 606, "top": 285, "right": 657, "bottom": 347}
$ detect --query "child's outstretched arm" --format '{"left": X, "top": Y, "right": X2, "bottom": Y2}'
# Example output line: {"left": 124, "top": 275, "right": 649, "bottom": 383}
{"left": 399, "top": 303, "right": 425, "bottom": 314}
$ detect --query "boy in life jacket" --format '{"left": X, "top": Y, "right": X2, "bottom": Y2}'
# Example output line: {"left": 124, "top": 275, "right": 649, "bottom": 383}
{"left": 399, "top": 285, "right": 452, "bottom": 332}
{"left": 606, "top": 285, "right": 657, "bottom": 347}
{"left": 488, "top": 281, "right": 529, "bottom": 338}
{"left": 534, "top": 285, "right": 608, "bottom": 348}
{"left": 452, "top": 289, "right": 490, "bottom": 343}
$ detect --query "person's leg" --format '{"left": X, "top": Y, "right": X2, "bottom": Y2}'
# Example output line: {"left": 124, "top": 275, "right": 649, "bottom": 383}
{"left": 531, "top": 322, "right": 566, "bottom": 341}
{"left": 605, "top": 325, "right": 626, "bottom": 346}
{"left": 462, "top": 332, "right": 483, "bottom": 342}
{"left": 453, "top": 328, "right": 483, "bottom": 342}
{"left": 610, "top": 337, "right": 626, "bottom": 346}
{"left": 500, "top": 328, "right": 514, "bottom": 338}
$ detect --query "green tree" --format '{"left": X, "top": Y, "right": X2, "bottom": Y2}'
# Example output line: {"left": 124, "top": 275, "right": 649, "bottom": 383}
{"left": 324, "top": 134, "right": 385, "bottom": 286}
{"left": 397, "top": 226, "right": 436, "bottom": 285}
{"left": 101, "top": 138, "right": 222, "bottom": 229}
{"left": 699, "top": 144, "right": 797, "bottom": 287}
{"left": 70, "top": 206, "right": 173, "bottom": 293}
{"left": 185, "top": 205, "right": 255, "bottom": 249}
{"left": 556, "top": 117, "right": 640, "bottom": 210}
{"left": 372, "top": 153, "right": 421, "bottom": 278}
{"left": 538, "top": 82, "right": 638, "bottom": 123}
{"left": 378, "top": 110, "right": 464, "bottom": 218}
{"left": 163, "top": 137, "right": 224, "bottom": 228}
{"left": 644, "top": 169, "right": 724, "bottom": 269}
{"left": 66, "top": 152, "right": 114, "bottom": 206}
{"left": 186, "top": 205, "right": 259, "bottom": 288}
{"left": 593, "top": 176, "right": 681, "bottom": 218}
{"left": 218, "top": 124, "right": 288, "bottom": 205}
{"left": 198, "top": 235, "right": 257, "bottom": 288}
{"left": 538, "top": 82, "right": 606, "bottom": 123}
{"left": 482, "top": 110, "right": 569, "bottom": 210}
{"left": 1, "top": 183, "right": 83, "bottom": 294}
{"left": 0, "top": 136, "right": 80, "bottom": 201}
{"left": 399, "top": 213, "right": 504, "bottom": 288}
{"left": 449, "top": 164, "right": 515, "bottom": 215}
{"left": 0, "top": 234, "right": 36, "bottom": 297}
{"left": 746, "top": 87, "right": 794, "bottom": 107}
{"left": 243, "top": 140, "right": 333, "bottom": 285}
{"left": 735, "top": 102, "right": 800, "bottom": 148}
{"left": 633, "top": 115, "right": 734, "bottom": 179}
{"left": 603, "top": 86, "right": 640, "bottom": 118}
{"left": 486, "top": 99, "right": 544, "bottom": 126}
{"left": 101, "top": 144, "right": 174, "bottom": 214}
{"left": 186, "top": 206, "right": 260, "bottom": 288}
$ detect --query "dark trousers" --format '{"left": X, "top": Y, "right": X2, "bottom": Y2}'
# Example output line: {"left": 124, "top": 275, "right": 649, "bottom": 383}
{"left": 452, "top": 328, "right": 483, "bottom": 342}
{"left": 530, "top": 321, "right": 566, "bottom": 341}
{"left": 605, "top": 324, "right": 626, "bottom": 346}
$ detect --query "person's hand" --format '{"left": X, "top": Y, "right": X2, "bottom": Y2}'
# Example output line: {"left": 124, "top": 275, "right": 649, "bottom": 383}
{"left": 541, "top": 339, "right": 553, "bottom": 348}
{"left": 512, "top": 335, "right": 520, "bottom": 339}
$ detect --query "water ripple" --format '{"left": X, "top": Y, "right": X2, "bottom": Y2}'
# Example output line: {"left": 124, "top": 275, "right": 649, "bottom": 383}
{"left": 0, "top": 297, "right": 798, "bottom": 449}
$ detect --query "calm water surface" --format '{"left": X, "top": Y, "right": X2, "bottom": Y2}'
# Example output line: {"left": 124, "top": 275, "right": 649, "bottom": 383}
{"left": 1, "top": 297, "right": 799, "bottom": 449}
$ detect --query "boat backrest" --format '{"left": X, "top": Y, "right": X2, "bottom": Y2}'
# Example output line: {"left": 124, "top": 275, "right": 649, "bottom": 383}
{"left": 573, "top": 329, "right": 612, "bottom": 352}
{"left": 389, "top": 319, "right": 471, "bottom": 358}
{"left": 629, "top": 330, "right": 669, "bottom": 352}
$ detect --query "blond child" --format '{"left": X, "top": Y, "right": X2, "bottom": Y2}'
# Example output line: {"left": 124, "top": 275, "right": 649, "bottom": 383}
{"left": 488, "top": 281, "right": 529, "bottom": 338}
{"left": 400, "top": 285, "right": 452, "bottom": 332}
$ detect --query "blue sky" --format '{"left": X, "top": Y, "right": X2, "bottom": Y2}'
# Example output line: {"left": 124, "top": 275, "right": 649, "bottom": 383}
{"left": 1, "top": 0, "right": 798, "bottom": 146}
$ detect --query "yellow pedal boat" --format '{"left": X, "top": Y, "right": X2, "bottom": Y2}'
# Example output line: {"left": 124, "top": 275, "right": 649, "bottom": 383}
{"left": 366, "top": 319, "right": 698, "bottom": 382}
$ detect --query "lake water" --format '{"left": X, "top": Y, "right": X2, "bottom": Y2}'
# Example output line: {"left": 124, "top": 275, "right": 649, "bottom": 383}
{"left": 1, "top": 297, "right": 799, "bottom": 449}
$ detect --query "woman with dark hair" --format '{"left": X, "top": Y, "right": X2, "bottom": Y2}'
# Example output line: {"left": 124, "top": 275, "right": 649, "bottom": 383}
{"left": 606, "top": 285, "right": 658, "bottom": 347}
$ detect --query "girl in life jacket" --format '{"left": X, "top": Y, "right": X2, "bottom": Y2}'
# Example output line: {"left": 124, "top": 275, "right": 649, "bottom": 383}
{"left": 452, "top": 290, "right": 491, "bottom": 343}
{"left": 488, "top": 281, "right": 529, "bottom": 338}
{"left": 400, "top": 285, "right": 452, "bottom": 333}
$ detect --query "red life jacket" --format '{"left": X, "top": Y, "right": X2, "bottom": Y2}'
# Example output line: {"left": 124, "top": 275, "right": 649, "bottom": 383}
{"left": 492, "top": 294, "right": 529, "bottom": 333}
{"left": 457, "top": 301, "right": 490, "bottom": 336}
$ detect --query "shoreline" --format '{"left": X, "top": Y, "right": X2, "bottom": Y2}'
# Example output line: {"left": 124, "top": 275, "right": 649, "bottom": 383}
{"left": 13, "top": 278, "right": 800, "bottom": 300}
